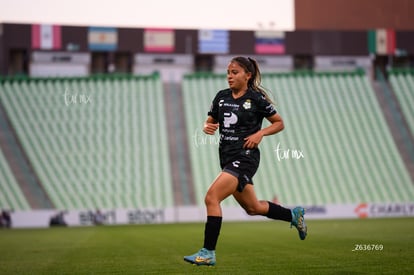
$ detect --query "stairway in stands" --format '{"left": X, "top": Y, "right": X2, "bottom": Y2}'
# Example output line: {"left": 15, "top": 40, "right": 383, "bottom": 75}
{"left": 371, "top": 70, "right": 414, "bottom": 181}
{"left": 0, "top": 98, "right": 53, "bottom": 209}
{"left": 163, "top": 82, "right": 196, "bottom": 206}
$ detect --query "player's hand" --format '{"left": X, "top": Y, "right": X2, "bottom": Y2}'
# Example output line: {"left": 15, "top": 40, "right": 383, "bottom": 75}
{"left": 243, "top": 131, "right": 264, "bottom": 149}
{"left": 203, "top": 123, "right": 219, "bottom": 135}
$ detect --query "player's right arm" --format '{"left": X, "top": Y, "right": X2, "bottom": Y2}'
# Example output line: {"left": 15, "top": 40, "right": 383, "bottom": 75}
{"left": 203, "top": 116, "right": 219, "bottom": 135}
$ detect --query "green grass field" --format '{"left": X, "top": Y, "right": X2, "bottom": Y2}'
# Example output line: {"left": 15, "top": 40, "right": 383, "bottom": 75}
{"left": 1, "top": 218, "right": 413, "bottom": 274}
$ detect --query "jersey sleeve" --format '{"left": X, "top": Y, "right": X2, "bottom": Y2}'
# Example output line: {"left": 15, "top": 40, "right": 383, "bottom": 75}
{"left": 257, "top": 95, "right": 277, "bottom": 117}
{"left": 207, "top": 91, "right": 222, "bottom": 120}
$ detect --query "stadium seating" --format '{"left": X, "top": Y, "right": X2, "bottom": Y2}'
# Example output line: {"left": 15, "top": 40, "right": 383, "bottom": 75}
{"left": 388, "top": 69, "right": 414, "bottom": 137}
{"left": 182, "top": 71, "right": 414, "bottom": 206}
{"left": 0, "top": 148, "right": 30, "bottom": 210}
{"left": 0, "top": 75, "right": 174, "bottom": 210}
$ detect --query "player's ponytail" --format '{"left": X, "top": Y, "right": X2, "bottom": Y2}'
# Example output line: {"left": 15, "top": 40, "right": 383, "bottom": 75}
{"left": 231, "top": 56, "right": 274, "bottom": 104}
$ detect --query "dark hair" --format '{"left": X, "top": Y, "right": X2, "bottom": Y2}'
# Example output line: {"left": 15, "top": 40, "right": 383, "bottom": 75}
{"left": 231, "top": 56, "right": 274, "bottom": 104}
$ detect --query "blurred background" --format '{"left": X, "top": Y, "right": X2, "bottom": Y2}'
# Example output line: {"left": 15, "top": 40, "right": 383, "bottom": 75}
{"left": 0, "top": 0, "right": 413, "bottom": 228}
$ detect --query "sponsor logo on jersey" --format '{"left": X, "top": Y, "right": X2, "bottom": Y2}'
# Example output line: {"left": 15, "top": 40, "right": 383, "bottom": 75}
{"left": 223, "top": 112, "right": 238, "bottom": 128}
{"left": 266, "top": 104, "right": 276, "bottom": 113}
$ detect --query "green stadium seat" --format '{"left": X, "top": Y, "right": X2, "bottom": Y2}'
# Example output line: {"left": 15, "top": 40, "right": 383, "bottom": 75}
{"left": 0, "top": 148, "right": 30, "bottom": 210}
{"left": 0, "top": 75, "right": 174, "bottom": 210}
{"left": 389, "top": 70, "right": 414, "bottom": 137}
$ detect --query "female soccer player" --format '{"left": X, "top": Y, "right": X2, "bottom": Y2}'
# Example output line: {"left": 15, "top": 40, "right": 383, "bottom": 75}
{"left": 184, "top": 56, "right": 307, "bottom": 266}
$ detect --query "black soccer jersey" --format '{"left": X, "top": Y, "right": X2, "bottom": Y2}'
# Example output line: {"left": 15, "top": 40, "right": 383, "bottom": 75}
{"left": 208, "top": 88, "right": 277, "bottom": 167}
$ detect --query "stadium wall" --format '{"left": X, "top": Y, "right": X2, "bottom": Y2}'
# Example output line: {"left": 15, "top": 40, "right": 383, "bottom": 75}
{"left": 8, "top": 203, "right": 414, "bottom": 228}
{"left": 295, "top": 0, "right": 414, "bottom": 30}
{"left": 1, "top": 23, "right": 414, "bottom": 77}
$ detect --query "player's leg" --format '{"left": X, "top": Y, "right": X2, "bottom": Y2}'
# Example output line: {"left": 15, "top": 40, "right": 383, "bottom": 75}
{"left": 184, "top": 172, "right": 238, "bottom": 266}
{"left": 233, "top": 184, "right": 307, "bottom": 240}
{"left": 204, "top": 172, "right": 239, "bottom": 216}
{"left": 233, "top": 184, "right": 291, "bottom": 220}
{"left": 203, "top": 172, "right": 238, "bottom": 251}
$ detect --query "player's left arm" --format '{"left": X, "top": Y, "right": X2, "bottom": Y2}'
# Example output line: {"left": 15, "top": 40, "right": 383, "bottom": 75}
{"left": 243, "top": 114, "right": 284, "bottom": 149}
{"left": 261, "top": 113, "right": 285, "bottom": 136}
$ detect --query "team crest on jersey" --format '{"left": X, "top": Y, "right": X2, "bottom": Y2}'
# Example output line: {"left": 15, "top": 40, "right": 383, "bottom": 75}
{"left": 243, "top": 99, "right": 251, "bottom": 110}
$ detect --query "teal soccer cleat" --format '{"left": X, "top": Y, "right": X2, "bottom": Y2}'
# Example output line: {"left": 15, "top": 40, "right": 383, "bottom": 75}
{"left": 184, "top": 248, "right": 216, "bottom": 266}
{"left": 291, "top": 207, "right": 307, "bottom": 240}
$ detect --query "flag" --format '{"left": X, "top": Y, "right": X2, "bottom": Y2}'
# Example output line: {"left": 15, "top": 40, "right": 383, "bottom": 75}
{"left": 32, "top": 24, "right": 61, "bottom": 50}
{"left": 255, "top": 30, "right": 285, "bottom": 54}
{"left": 144, "top": 28, "right": 175, "bottom": 52}
{"left": 368, "top": 29, "right": 396, "bottom": 55}
{"left": 88, "top": 27, "right": 118, "bottom": 51}
{"left": 198, "top": 30, "right": 229, "bottom": 54}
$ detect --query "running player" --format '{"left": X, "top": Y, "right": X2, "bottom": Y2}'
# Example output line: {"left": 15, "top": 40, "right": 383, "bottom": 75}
{"left": 184, "top": 56, "right": 307, "bottom": 266}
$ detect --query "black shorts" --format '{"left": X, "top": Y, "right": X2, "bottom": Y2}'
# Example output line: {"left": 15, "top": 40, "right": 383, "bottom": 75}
{"left": 221, "top": 149, "right": 260, "bottom": 192}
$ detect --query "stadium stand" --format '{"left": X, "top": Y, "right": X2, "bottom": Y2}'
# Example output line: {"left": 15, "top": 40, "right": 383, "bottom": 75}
{"left": 0, "top": 74, "right": 174, "bottom": 210}
{"left": 182, "top": 71, "right": 414, "bottom": 206}
{"left": 0, "top": 148, "right": 30, "bottom": 210}
{"left": 388, "top": 69, "right": 414, "bottom": 137}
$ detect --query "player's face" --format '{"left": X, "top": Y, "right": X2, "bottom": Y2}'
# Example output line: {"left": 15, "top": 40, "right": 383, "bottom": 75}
{"left": 227, "top": 62, "right": 251, "bottom": 92}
